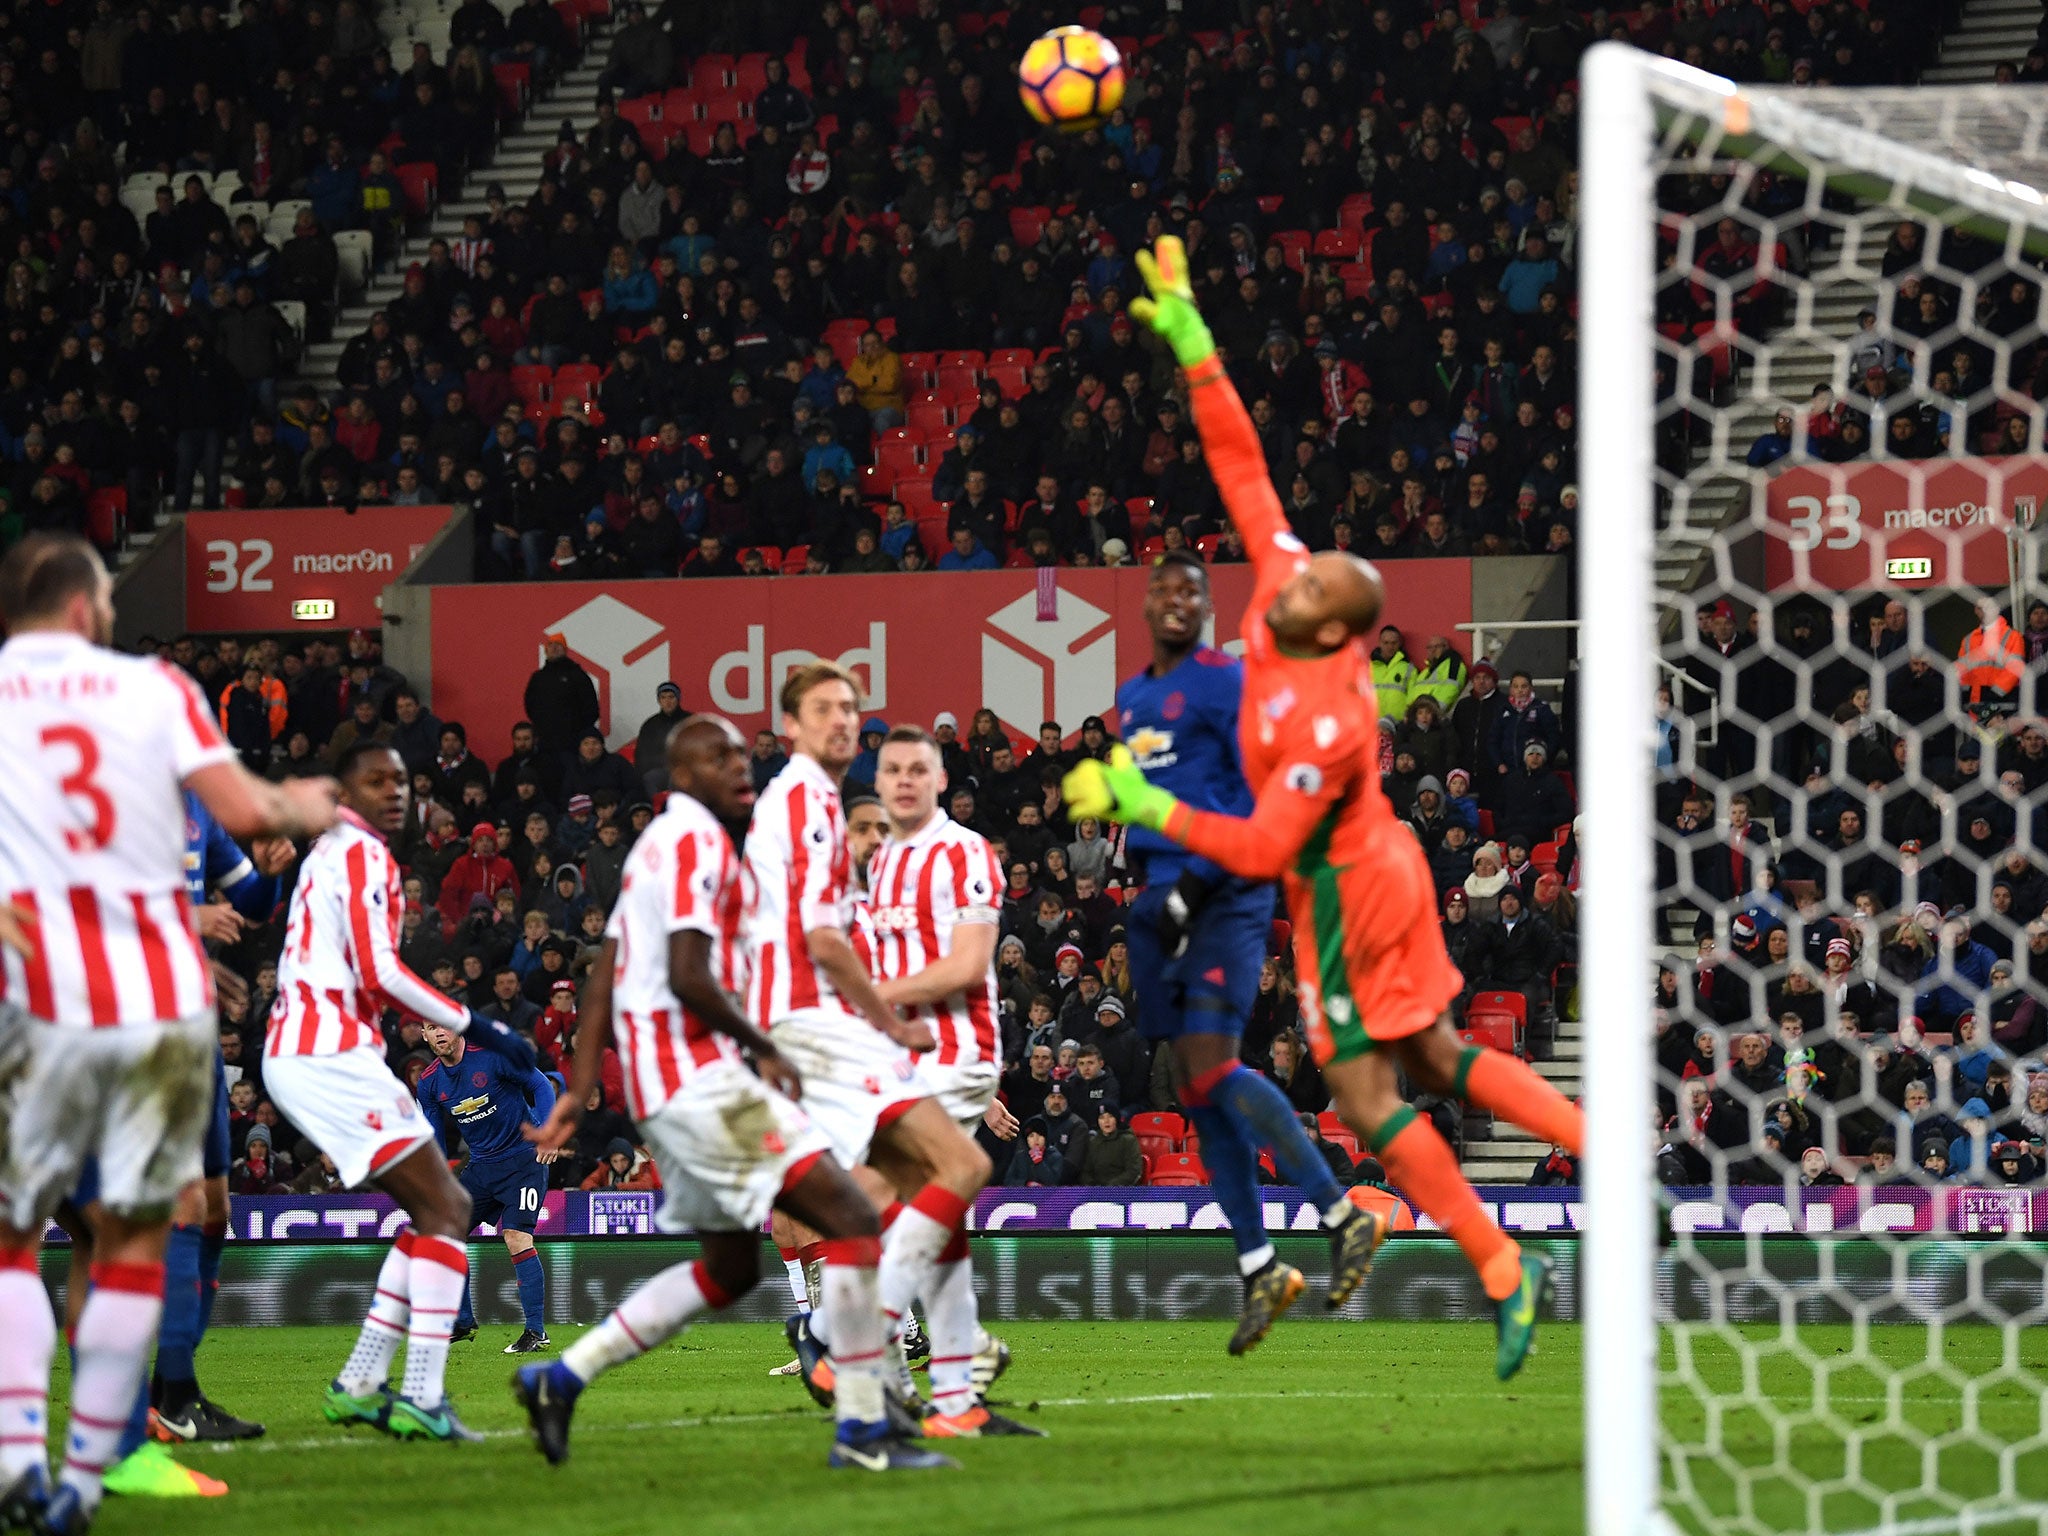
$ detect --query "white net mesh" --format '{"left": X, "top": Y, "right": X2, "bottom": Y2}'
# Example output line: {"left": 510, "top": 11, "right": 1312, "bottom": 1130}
{"left": 1638, "top": 75, "right": 2048, "bottom": 1536}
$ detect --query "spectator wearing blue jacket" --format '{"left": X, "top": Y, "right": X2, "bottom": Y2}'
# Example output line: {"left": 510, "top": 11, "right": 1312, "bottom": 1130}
{"left": 801, "top": 420, "right": 854, "bottom": 492}
{"left": 937, "top": 528, "right": 998, "bottom": 570}
{"left": 601, "top": 245, "right": 657, "bottom": 319}
{"left": 1917, "top": 916, "right": 1999, "bottom": 1029}
{"left": 1498, "top": 231, "right": 1562, "bottom": 315}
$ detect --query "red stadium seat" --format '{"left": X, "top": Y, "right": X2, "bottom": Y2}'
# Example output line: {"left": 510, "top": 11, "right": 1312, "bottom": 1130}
{"left": 939, "top": 350, "right": 986, "bottom": 369}
{"left": 1136, "top": 1133, "right": 1177, "bottom": 1164}
{"left": 782, "top": 543, "right": 810, "bottom": 571}
{"left": 1128, "top": 1111, "right": 1185, "bottom": 1144}
{"left": 86, "top": 487, "right": 126, "bottom": 548}
{"left": 1269, "top": 918, "right": 1291, "bottom": 955}
{"left": 554, "top": 364, "right": 602, "bottom": 407}
{"left": 986, "top": 362, "right": 1027, "bottom": 396}
{"left": 1312, "top": 228, "right": 1362, "bottom": 261}
{"left": 511, "top": 364, "right": 552, "bottom": 405}
{"left": 1149, "top": 1153, "right": 1208, "bottom": 1187}
{"left": 395, "top": 162, "right": 438, "bottom": 218}
{"left": 1531, "top": 840, "right": 1561, "bottom": 875}
{"left": 493, "top": 62, "right": 533, "bottom": 115}
{"left": 989, "top": 347, "right": 1035, "bottom": 367}
{"left": 905, "top": 401, "right": 953, "bottom": 440}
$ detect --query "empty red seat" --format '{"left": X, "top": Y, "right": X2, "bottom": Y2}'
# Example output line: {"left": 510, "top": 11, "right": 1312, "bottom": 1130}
{"left": 86, "top": 487, "right": 126, "bottom": 548}
{"left": 395, "top": 162, "right": 437, "bottom": 218}
{"left": 554, "top": 363, "right": 602, "bottom": 404}
{"left": 1149, "top": 1153, "right": 1208, "bottom": 1187}
{"left": 1313, "top": 227, "right": 1362, "bottom": 261}
{"left": 1128, "top": 1111, "right": 1185, "bottom": 1144}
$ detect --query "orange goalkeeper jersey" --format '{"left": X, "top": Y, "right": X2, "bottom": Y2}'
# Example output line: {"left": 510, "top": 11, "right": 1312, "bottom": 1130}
{"left": 1163, "top": 356, "right": 1398, "bottom": 882}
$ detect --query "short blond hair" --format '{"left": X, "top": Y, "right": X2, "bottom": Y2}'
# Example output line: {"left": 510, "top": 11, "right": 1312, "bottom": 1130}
{"left": 779, "top": 659, "right": 863, "bottom": 719}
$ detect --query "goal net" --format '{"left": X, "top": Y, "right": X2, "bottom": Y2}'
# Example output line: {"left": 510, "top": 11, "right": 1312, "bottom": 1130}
{"left": 1580, "top": 48, "right": 2048, "bottom": 1536}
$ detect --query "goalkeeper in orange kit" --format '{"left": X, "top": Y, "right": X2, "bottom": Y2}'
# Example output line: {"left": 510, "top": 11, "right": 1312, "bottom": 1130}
{"left": 1066, "top": 237, "right": 1586, "bottom": 1380}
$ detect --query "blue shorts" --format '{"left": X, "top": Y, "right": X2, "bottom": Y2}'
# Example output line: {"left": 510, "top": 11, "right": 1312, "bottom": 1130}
{"left": 1126, "top": 876, "right": 1272, "bottom": 1043}
{"left": 203, "top": 1052, "right": 230, "bottom": 1180}
{"left": 462, "top": 1157, "right": 548, "bottom": 1233}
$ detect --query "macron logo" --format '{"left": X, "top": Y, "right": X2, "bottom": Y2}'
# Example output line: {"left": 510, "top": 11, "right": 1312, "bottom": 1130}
{"left": 981, "top": 586, "right": 1115, "bottom": 738}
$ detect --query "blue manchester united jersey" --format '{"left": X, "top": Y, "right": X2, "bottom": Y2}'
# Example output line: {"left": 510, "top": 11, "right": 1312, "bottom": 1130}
{"left": 416, "top": 1045, "right": 557, "bottom": 1166}
{"left": 1115, "top": 645, "right": 1253, "bottom": 883}
{"left": 185, "top": 790, "right": 283, "bottom": 918}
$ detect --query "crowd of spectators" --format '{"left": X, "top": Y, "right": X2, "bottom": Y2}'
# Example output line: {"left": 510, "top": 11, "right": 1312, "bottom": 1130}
{"left": 0, "top": 0, "right": 591, "bottom": 549}
{"left": 1657, "top": 581, "right": 2048, "bottom": 1192}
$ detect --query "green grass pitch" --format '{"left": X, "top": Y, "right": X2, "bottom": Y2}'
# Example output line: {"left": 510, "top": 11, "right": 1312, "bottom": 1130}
{"left": 64, "top": 1321, "right": 1589, "bottom": 1536}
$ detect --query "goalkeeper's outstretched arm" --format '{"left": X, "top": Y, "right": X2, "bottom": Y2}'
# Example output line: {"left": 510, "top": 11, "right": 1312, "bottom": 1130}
{"left": 1130, "top": 236, "right": 1292, "bottom": 573}
{"left": 1064, "top": 746, "right": 1336, "bottom": 883}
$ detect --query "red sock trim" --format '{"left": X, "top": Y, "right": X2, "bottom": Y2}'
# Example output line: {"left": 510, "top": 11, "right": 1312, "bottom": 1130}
{"left": 937, "top": 1226, "right": 970, "bottom": 1264}
{"left": 200, "top": 1222, "right": 227, "bottom": 1240}
{"left": 691, "top": 1259, "right": 735, "bottom": 1311}
{"left": 796, "top": 1241, "right": 825, "bottom": 1267}
{"left": 909, "top": 1183, "right": 969, "bottom": 1231}
{"left": 879, "top": 1200, "right": 904, "bottom": 1232}
{"left": 395, "top": 1229, "right": 417, "bottom": 1258}
{"left": 0, "top": 1247, "right": 38, "bottom": 1274}
{"left": 1186, "top": 1058, "right": 1242, "bottom": 1101}
{"left": 775, "top": 1241, "right": 800, "bottom": 1262}
{"left": 777, "top": 1149, "right": 825, "bottom": 1198}
{"left": 817, "top": 1235, "right": 882, "bottom": 1267}
{"left": 87, "top": 1260, "right": 164, "bottom": 1296}
{"left": 409, "top": 1235, "right": 467, "bottom": 1275}
{"left": 511, "top": 1247, "right": 540, "bottom": 1265}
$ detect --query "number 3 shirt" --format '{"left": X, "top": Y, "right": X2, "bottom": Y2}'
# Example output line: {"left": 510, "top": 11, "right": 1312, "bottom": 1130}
{"left": 0, "top": 630, "right": 232, "bottom": 1028}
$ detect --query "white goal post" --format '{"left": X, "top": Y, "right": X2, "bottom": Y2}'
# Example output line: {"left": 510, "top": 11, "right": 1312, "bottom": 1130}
{"left": 1581, "top": 44, "right": 2048, "bottom": 1536}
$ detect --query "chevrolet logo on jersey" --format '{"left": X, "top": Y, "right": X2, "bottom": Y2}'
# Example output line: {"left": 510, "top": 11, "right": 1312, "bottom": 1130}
{"left": 1127, "top": 725, "right": 1177, "bottom": 768}
{"left": 451, "top": 1094, "right": 496, "bottom": 1121}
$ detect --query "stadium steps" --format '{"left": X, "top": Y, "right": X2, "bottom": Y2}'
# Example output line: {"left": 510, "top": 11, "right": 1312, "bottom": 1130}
{"left": 1457, "top": 1018, "right": 1583, "bottom": 1184}
{"left": 1653, "top": 227, "right": 1895, "bottom": 611}
{"left": 1924, "top": 0, "right": 2039, "bottom": 82}
{"left": 296, "top": 44, "right": 612, "bottom": 395}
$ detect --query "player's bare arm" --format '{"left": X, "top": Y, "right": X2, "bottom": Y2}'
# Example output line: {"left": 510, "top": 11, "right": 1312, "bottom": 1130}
{"left": 527, "top": 940, "right": 616, "bottom": 1155}
{"left": 872, "top": 921, "right": 997, "bottom": 1009}
{"left": 669, "top": 928, "right": 803, "bottom": 1100}
{"left": 807, "top": 924, "right": 937, "bottom": 1052}
{"left": 187, "top": 759, "right": 339, "bottom": 844}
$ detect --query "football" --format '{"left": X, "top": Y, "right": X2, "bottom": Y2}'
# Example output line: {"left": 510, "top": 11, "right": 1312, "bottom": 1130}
{"left": 1017, "top": 26, "right": 1126, "bottom": 133}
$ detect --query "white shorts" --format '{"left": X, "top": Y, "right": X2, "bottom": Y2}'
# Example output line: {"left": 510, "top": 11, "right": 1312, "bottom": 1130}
{"left": 0, "top": 1006, "right": 214, "bottom": 1226}
{"left": 263, "top": 1046, "right": 434, "bottom": 1190}
{"left": 769, "top": 1008, "right": 932, "bottom": 1168}
{"left": 638, "top": 1059, "right": 830, "bottom": 1234}
{"left": 920, "top": 1058, "right": 1000, "bottom": 1133}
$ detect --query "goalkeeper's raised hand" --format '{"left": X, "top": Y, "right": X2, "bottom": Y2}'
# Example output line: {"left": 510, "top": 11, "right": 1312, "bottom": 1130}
{"left": 1062, "top": 746, "right": 1180, "bottom": 833}
{"left": 1129, "top": 236, "right": 1216, "bottom": 371}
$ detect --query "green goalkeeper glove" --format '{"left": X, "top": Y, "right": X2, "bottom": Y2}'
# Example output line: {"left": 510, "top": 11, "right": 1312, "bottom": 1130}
{"left": 1062, "top": 746, "right": 1180, "bottom": 833}
{"left": 1129, "top": 236, "right": 1217, "bottom": 371}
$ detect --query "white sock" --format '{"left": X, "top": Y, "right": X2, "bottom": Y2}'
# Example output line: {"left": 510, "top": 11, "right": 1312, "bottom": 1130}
{"left": 64, "top": 1263, "right": 164, "bottom": 1513}
{"left": 877, "top": 1186, "right": 965, "bottom": 1335}
{"left": 783, "top": 1258, "right": 811, "bottom": 1316}
{"left": 820, "top": 1239, "right": 886, "bottom": 1427}
{"left": 563, "top": 1260, "right": 722, "bottom": 1384}
{"left": 400, "top": 1234, "right": 467, "bottom": 1409}
{"left": 1238, "top": 1243, "right": 1277, "bottom": 1276}
{"left": 922, "top": 1245, "right": 980, "bottom": 1416}
{"left": 0, "top": 1260, "right": 55, "bottom": 1479}
{"left": 338, "top": 1232, "right": 412, "bottom": 1395}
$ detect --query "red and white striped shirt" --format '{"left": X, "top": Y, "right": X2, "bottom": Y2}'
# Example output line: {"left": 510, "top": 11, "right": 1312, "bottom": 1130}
{"left": 0, "top": 632, "right": 229, "bottom": 1027}
{"left": 744, "top": 752, "right": 854, "bottom": 1027}
{"left": 866, "top": 812, "right": 1003, "bottom": 1067}
{"left": 605, "top": 792, "right": 753, "bottom": 1120}
{"left": 268, "top": 809, "right": 468, "bottom": 1057}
